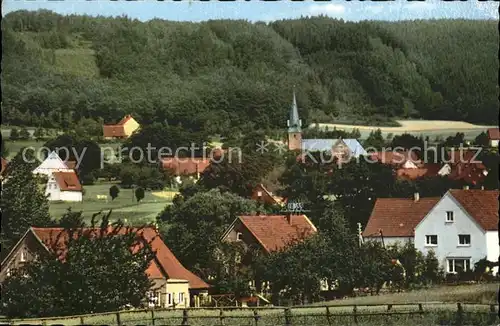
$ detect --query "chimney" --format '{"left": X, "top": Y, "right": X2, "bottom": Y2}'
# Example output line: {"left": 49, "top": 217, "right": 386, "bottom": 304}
{"left": 414, "top": 192, "right": 420, "bottom": 202}
{"left": 463, "top": 185, "right": 469, "bottom": 190}
{"left": 481, "top": 186, "right": 485, "bottom": 190}
{"left": 286, "top": 213, "right": 293, "bottom": 225}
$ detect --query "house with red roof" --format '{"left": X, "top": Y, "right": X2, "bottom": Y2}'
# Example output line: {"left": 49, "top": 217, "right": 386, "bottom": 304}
{"left": 103, "top": 115, "right": 140, "bottom": 139}
{"left": 415, "top": 189, "right": 499, "bottom": 275}
{"left": 220, "top": 214, "right": 317, "bottom": 293}
{"left": 250, "top": 184, "right": 285, "bottom": 206}
{"left": 45, "top": 171, "right": 83, "bottom": 202}
{"left": 160, "top": 157, "right": 211, "bottom": 178}
{"left": 221, "top": 214, "right": 317, "bottom": 254}
{"left": 0, "top": 227, "right": 209, "bottom": 308}
{"left": 363, "top": 193, "right": 440, "bottom": 246}
{"left": 370, "top": 151, "right": 421, "bottom": 169}
{"left": 487, "top": 128, "right": 499, "bottom": 147}
{"left": 364, "top": 189, "right": 499, "bottom": 275}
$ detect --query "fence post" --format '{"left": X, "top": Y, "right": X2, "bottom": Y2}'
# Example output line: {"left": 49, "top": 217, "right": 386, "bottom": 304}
{"left": 80, "top": 316, "right": 84, "bottom": 325}
{"left": 253, "top": 309, "right": 260, "bottom": 326}
{"left": 219, "top": 308, "right": 225, "bottom": 326}
{"left": 116, "top": 312, "right": 122, "bottom": 326}
{"left": 284, "top": 307, "right": 292, "bottom": 326}
{"left": 418, "top": 303, "right": 423, "bottom": 313}
{"left": 353, "top": 305, "right": 358, "bottom": 324}
{"left": 182, "top": 309, "right": 189, "bottom": 326}
{"left": 326, "top": 306, "right": 332, "bottom": 326}
{"left": 151, "top": 309, "right": 155, "bottom": 326}
{"left": 456, "top": 303, "right": 463, "bottom": 326}
{"left": 387, "top": 304, "right": 392, "bottom": 311}
{"left": 489, "top": 304, "right": 497, "bottom": 324}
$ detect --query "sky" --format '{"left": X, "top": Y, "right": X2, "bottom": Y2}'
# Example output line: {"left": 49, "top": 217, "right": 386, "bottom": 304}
{"left": 2, "top": 0, "right": 499, "bottom": 23}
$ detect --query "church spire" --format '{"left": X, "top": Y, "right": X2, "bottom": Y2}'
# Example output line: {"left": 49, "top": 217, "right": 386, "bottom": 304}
{"left": 287, "top": 87, "right": 302, "bottom": 133}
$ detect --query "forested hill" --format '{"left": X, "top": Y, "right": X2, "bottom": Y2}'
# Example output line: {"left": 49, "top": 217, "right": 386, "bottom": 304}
{"left": 2, "top": 10, "right": 498, "bottom": 135}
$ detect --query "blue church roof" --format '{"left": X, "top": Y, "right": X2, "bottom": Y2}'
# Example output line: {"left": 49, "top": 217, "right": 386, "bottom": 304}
{"left": 301, "top": 138, "right": 367, "bottom": 158}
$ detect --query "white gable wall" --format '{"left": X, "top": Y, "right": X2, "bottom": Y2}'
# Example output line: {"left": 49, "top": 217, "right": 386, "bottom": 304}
{"left": 402, "top": 161, "right": 418, "bottom": 169}
{"left": 485, "top": 231, "right": 499, "bottom": 274}
{"left": 45, "top": 178, "right": 61, "bottom": 201}
{"left": 33, "top": 152, "right": 71, "bottom": 177}
{"left": 415, "top": 193, "right": 488, "bottom": 273}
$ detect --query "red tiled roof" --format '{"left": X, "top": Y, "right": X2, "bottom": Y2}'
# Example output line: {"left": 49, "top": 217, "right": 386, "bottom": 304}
{"left": 238, "top": 215, "right": 317, "bottom": 253}
{"left": 448, "top": 163, "right": 487, "bottom": 185}
{"left": 448, "top": 189, "right": 499, "bottom": 231}
{"left": 52, "top": 171, "right": 82, "bottom": 191}
{"left": 117, "top": 115, "right": 134, "bottom": 125}
{"left": 161, "top": 157, "right": 211, "bottom": 176}
{"left": 65, "top": 161, "right": 77, "bottom": 169}
{"left": 30, "top": 227, "right": 209, "bottom": 289}
{"left": 370, "top": 151, "right": 420, "bottom": 166}
{"left": 487, "top": 128, "right": 500, "bottom": 140}
{"left": 103, "top": 125, "right": 126, "bottom": 138}
{"left": 251, "top": 184, "right": 284, "bottom": 206}
{"left": 447, "top": 149, "right": 482, "bottom": 164}
{"left": 396, "top": 163, "right": 442, "bottom": 180}
{"left": 363, "top": 197, "right": 440, "bottom": 237}
{"left": 1, "top": 157, "right": 8, "bottom": 175}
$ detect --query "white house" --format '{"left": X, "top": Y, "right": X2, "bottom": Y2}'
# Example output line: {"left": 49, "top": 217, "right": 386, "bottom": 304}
{"left": 363, "top": 193, "right": 440, "bottom": 247}
{"left": 415, "top": 189, "right": 499, "bottom": 275}
{"left": 33, "top": 151, "right": 74, "bottom": 177}
{"left": 45, "top": 171, "right": 83, "bottom": 202}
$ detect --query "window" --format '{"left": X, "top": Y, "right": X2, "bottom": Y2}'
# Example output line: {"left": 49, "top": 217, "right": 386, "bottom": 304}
{"left": 447, "top": 258, "right": 471, "bottom": 273}
{"left": 425, "top": 235, "right": 438, "bottom": 246}
{"left": 20, "top": 250, "right": 27, "bottom": 262}
{"left": 236, "top": 232, "right": 243, "bottom": 241}
{"left": 458, "top": 234, "right": 471, "bottom": 246}
{"left": 179, "top": 292, "right": 184, "bottom": 305}
{"left": 6, "top": 268, "right": 11, "bottom": 277}
{"left": 147, "top": 291, "right": 160, "bottom": 307}
{"left": 167, "top": 293, "right": 172, "bottom": 305}
{"left": 257, "top": 191, "right": 262, "bottom": 197}
{"left": 446, "top": 211, "right": 454, "bottom": 222}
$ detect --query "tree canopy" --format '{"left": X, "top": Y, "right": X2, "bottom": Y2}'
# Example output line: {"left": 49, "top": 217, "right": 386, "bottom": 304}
{"left": 2, "top": 11, "right": 497, "bottom": 133}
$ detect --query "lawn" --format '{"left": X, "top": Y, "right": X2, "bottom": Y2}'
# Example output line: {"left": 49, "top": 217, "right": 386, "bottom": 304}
{"left": 312, "top": 120, "right": 496, "bottom": 140}
{"left": 49, "top": 182, "right": 174, "bottom": 225}
{"left": 315, "top": 283, "right": 499, "bottom": 306}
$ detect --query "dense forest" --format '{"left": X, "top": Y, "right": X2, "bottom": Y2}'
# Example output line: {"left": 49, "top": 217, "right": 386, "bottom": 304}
{"left": 2, "top": 10, "right": 498, "bottom": 135}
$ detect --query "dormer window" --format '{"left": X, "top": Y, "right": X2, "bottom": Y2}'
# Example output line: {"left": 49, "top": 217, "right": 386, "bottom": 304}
{"left": 236, "top": 232, "right": 243, "bottom": 241}
{"left": 446, "top": 211, "right": 454, "bottom": 222}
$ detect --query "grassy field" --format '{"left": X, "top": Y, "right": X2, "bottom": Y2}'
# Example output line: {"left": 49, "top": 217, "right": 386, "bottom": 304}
{"left": 312, "top": 120, "right": 496, "bottom": 140}
{"left": 5, "top": 300, "right": 498, "bottom": 325}
{"left": 317, "top": 283, "right": 498, "bottom": 306}
{"left": 49, "top": 182, "right": 175, "bottom": 225}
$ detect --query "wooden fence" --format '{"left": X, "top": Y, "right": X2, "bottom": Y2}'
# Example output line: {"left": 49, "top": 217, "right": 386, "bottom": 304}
{"left": 4, "top": 302, "right": 499, "bottom": 326}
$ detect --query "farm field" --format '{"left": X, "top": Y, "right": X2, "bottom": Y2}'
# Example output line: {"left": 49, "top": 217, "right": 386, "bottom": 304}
{"left": 317, "top": 283, "right": 499, "bottom": 306}
{"left": 48, "top": 182, "right": 175, "bottom": 225}
{"left": 312, "top": 120, "right": 496, "bottom": 140}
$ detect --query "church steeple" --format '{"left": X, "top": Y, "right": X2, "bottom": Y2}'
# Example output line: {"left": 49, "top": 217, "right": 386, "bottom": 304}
{"left": 287, "top": 88, "right": 302, "bottom": 133}
{"left": 287, "top": 88, "right": 302, "bottom": 151}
